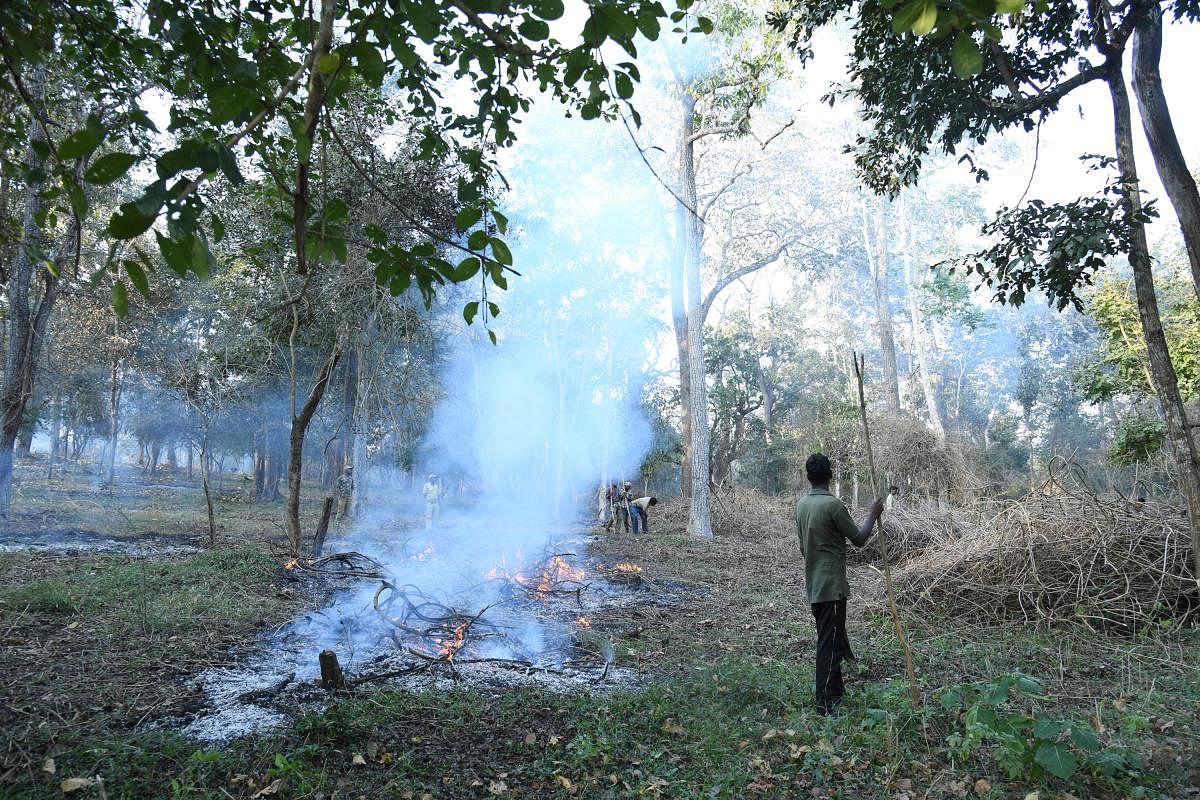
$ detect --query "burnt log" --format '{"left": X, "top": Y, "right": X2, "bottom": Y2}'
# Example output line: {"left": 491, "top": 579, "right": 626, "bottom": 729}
{"left": 319, "top": 649, "right": 345, "bottom": 690}
{"left": 311, "top": 496, "right": 335, "bottom": 558}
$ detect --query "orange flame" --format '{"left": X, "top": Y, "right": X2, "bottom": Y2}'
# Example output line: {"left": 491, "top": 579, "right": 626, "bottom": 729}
{"left": 439, "top": 622, "right": 468, "bottom": 660}
{"left": 614, "top": 562, "right": 643, "bottom": 573}
{"left": 284, "top": 559, "right": 298, "bottom": 570}
{"left": 576, "top": 615, "right": 592, "bottom": 628}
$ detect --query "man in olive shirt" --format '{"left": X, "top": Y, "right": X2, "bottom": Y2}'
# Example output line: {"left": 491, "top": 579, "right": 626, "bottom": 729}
{"left": 795, "top": 453, "right": 883, "bottom": 715}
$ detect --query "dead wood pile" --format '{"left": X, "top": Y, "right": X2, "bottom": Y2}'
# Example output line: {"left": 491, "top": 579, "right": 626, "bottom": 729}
{"left": 710, "top": 488, "right": 794, "bottom": 541}
{"left": 852, "top": 502, "right": 970, "bottom": 566}
{"left": 892, "top": 492, "right": 1197, "bottom": 633}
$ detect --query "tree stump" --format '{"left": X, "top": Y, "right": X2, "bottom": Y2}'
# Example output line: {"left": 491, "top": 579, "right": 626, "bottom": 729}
{"left": 319, "top": 649, "right": 345, "bottom": 690}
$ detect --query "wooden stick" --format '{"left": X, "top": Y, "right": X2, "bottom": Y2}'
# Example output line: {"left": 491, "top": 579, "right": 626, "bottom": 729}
{"left": 852, "top": 350, "right": 921, "bottom": 707}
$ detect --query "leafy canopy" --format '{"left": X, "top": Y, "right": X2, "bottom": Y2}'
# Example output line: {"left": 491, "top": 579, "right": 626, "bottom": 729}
{"left": 0, "top": 0, "right": 709, "bottom": 311}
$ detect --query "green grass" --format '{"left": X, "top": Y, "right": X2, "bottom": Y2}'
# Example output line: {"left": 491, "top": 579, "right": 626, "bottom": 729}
{"left": 7, "top": 654, "right": 1178, "bottom": 799}
{"left": 0, "top": 544, "right": 281, "bottom": 635}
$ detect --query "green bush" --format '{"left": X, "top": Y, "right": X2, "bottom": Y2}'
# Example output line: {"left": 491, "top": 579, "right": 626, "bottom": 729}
{"left": 1108, "top": 418, "right": 1165, "bottom": 465}
{"left": 938, "top": 673, "right": 1140, "bottom": 782}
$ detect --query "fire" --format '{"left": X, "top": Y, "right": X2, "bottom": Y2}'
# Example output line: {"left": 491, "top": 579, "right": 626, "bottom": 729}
{"left": 439, "top": 622, "right": 468, "bottom": 661}
{"left": 411, "top": 545, "right": 435, "bottom": 561}
{"left": 614, "top": 562, "right": 643, "bottom": 573}
{"left": 576, "top": 615, "right": 591, "bottom": 628}
{"left": 489, "top": 554, "right": 586, "bottom": 597}
{"left": 284, "top": 559, "right": 298, "bottom": 570}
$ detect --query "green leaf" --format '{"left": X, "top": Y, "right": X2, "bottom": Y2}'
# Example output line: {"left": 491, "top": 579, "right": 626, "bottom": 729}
{"left": 519, "top": 17, "right": 550, "bottom": 41}
{"left": 109, "top": 203, "right": 157, "bottom": 239}
{"left": 190, "top": 235, "right": 213, "bottom": 279}
{"left": 996, "top": 0, "right": 1024, "bottom": 12}
{"left": 156, "top": 231, "right": 192, "bottom": 276}
{"left": 912, "top": 0, "right": 938, "bottom": 35}
{"left": 695, "top": 16, "right": 714, "bottom": 34}
{"left": 1014, "top": 675, "right": 1042, "bottom": 694}
{"left": 67, "top": 183, "right": 89, "bottom": 219}
{"left": 1034, "top": 742, "right": 1077, "bottom": 780}
{"left": 112, "top": 280, "right": 129, "bottom": 318}
{"left": 59, "top": 128, "right": 104, "bottom": 160}
{"left": 463, "top": 300, "right": 479, "bottom": 325}
{"left": 951, "top": 32, "right": 984, "bottom": 77}
{"left": 488, "top": 237, "right": 512, "bottom": 266}
{"left": 123, "top": 259, "right": 151, "bottom": 298}
{"left": 455, "top": 206, "right": 483, "bottom": 232}
{"left": 492, "top": 209, "right": 508, "bottom": 235}
{"left": 615, "top": 72, "right": 634, "bottom": 100}
{"left": 216, "top": 144, "right": 244, "bottom": 185}
{"left": 467, "top": 230, "right": 489, "bottom": 250}
{"left": 488, "top": 329, "right": 497, "bottom": 345}
{"left": 893, "top": 0, "right": 937, "bottom": 34}
{"left": 939, "top": 690, "right": 962, "bottom": 710}
{"left": 487, "top": 301, "right": 500, "bottom": 318}
{"left": 85, "top": 152, "right": 138, "bottom": 185}
{"left": 350, "top": 42, "right": 387, "bottom": 86}
{"left": 1031, "top": 717, "right": 1065, "bottom": 740}
{"left": 315, "top": 53, "right": 341, "bottom": 74}
{"left": 454, "top": 256, "right": 481, "bottom": 281}
{"left": 532, "top": 0, "right": 565, "bottom": 20}
{"left": 1070, "top": 725, "right": 1101, "bottom": 752}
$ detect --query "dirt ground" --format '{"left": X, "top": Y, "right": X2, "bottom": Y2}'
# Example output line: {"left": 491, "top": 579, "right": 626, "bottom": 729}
{"left": 1, "top": 461, "right": 1198, "bottom": 799}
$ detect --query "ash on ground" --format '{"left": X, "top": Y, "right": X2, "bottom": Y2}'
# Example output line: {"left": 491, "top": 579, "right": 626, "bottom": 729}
{"left": 173, "top": 529, "right": 670, "bottom": 743}
{"left": 0, "top": 527, "right": 200, "bottom": 557}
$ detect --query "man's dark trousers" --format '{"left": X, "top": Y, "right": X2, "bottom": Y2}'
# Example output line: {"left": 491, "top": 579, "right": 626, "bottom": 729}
{"left": 811, "top": 600, "right": 853, "bottom": 714}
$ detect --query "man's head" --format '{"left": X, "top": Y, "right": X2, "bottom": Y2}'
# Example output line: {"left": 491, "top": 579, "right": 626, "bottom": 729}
{"left": 648, "top": 497, "right": 658, "bottom": 506}
{"left": 344, "top": 466, "right": 353, "bottom": 474}
{"left": 805, "top": 453, "right": 833, "bottom": 487}
{"left": 889, "top": 485, "right": 899, "bottom": 496}
{"left": 623, "top": 481, "right": 631, "bottom": 489}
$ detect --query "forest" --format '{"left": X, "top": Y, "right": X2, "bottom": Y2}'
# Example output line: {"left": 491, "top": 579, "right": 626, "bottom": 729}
{"left": 0, "top": 0, "right": 1198, "bottom": 798}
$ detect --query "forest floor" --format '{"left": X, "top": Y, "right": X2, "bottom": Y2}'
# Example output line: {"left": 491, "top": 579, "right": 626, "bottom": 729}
{"left": 1, "top": 458, "right": 1198, "bottom": 799}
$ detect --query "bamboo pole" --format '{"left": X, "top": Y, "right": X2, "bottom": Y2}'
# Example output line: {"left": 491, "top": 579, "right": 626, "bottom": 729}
{"left": 852, "top": 350, "right": 921, "bottom": 707}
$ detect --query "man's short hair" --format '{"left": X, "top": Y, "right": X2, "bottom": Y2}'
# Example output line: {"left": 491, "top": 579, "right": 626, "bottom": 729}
{"left": 648, "top": 497, "right": 658, "bottom": 506}
{"left": 805, "top": 453, "right": 833, "bottom": 485}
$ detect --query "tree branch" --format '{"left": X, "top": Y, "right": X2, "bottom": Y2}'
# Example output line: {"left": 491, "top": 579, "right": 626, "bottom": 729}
{"left": 700, "top": 237, "right": 797, "bottom": 323}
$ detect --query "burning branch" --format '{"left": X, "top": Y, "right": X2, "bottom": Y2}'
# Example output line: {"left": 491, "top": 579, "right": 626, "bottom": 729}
{"left": 282, "top": 551, "right": 383, "bottom": 579}
{"left": 372, "top": 581, "right": 504, "bottom": 663}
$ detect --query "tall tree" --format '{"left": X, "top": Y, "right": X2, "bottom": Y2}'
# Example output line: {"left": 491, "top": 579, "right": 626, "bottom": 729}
{"left": 772, "top": 0, "right": 1200, "bottom": 586}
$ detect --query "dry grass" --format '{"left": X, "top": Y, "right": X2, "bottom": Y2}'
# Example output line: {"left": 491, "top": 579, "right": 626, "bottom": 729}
{"left": 891, "top": 491, "right": 1197, "bottom": 633}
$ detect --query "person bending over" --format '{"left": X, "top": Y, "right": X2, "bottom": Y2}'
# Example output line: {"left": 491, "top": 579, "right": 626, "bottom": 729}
{"left": 629, "top": 495, "right": 657, "bottom": 534}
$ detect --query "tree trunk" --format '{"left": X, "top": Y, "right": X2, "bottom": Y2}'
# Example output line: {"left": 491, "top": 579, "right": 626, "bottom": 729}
{"left": 0, "top": 67, "right": 60, "bottom": 515}
{"left": 1132, "top": 2, "right": 1200, "bottom": 303}
{"left": 47, "top": 394, "right": 60, "bottom": 479}
{"left": 286, "top": 348, "right": 344, "bottom": 557}
{"left": 900, "top": 198, "right": 947, "bottom": 443}
{"left": 671, "top": 198, "right": 693, "bottom": 503}
{"left": 863, "top": 199, "right": 902, "bottom": 412}
{"left": 105, "top": 351, "right": 122, "bottom": 488}
{"left": 201, "top": 425, "right": 216, "bottom": 546}
{"left": 1108, "top": 68, "right": 1200, "bottom": 589}
{"left": 678, "top": 92, "right": 713, "bottom": 538}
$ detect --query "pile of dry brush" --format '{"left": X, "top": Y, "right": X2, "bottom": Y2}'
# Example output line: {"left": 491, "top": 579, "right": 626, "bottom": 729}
{"left": 889, "top": 490, "right": 1197, "bottom": 633}
{"left": 653, "top": 477, "right": 1195, "bottom": 632}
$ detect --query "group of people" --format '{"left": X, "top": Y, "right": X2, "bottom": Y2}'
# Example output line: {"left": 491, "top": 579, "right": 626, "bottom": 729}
{"left": 599, "top": 481, "right": 658, "bottom": 534}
